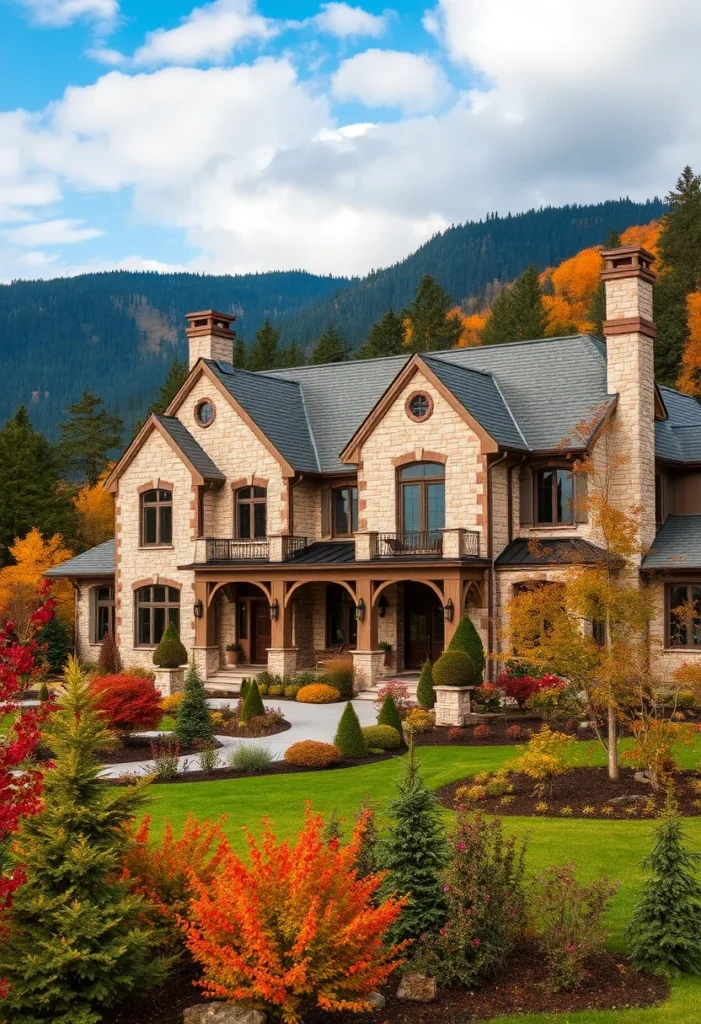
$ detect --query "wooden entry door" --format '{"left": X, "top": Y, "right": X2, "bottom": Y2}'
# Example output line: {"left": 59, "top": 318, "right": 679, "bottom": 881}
{"left": 404, "top": 582, "right": 444, "bottom": 669}
{"left": 251, "top": 599, "right": 271, "bottom": 664}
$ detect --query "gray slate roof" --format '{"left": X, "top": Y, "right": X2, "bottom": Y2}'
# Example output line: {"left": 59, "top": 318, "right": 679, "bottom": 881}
{"left": 155, "top": 415, "right": 225, "bottom": 481}
{"left": 495, "top": 536, "right": 608, "bottom": 567}
{"left": 642, "top": 515, "right": 701, "bottom": 569}
{"left": 45, "top": 539, "right": 115, "bottom": 577}
{"left": 655, "top": 388, "right": 701, "bottom": 463}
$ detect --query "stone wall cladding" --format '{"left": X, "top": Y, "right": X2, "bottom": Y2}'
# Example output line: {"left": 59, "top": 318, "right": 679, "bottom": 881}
{"left": 291, "top": 479, "right": 318, "bottom": 541}
{"left": 74, "top": 579, "right": 113, "bottom": 663}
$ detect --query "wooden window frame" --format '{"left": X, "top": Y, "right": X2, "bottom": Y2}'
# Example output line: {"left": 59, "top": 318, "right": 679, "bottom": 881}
{"left": 140, "top": 488, "right": 173, "bottom": 546}
{"left": 331, "top": 485, "right": 358, "bottom": 537}
{"left": 91, "top": 584, "right": 115, "bottom": 644}
{"left": 397, "top": 461, "right": 446, "bottom": 534}
{"left": 134, "top": 584, "right": 180, "bottom": 648}
{"left": 534, "top": 466, "right": 575, "bottom": 526}
{"left": 665, "top": 582, "right": 701, "bottom": 649}
{"left": 235, "top": 486, "right": 267, "bottom": 540}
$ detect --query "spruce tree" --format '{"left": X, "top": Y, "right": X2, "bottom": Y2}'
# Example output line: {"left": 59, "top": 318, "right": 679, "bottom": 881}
{"left": 402, "top": 274, "right": 463, "bottom": 352}
{"left": 278, "top": 340, "right": 305, "bottom": 367}
{"left": 334, "top": 701, "right": 368, "bottom": 758}
{"left": 0, "top": 407, "right": 76, "bottom": 566}
{"left": 310, "top": 323, "right": 349, "bottom": 364}
{"left": 240, "top": 678, "right": 266, "bottom": 722}
{"left": 58, "top": 391, "right": 123, "bottom": 485}
{"left": 175, "top": 661, "right": 214, "bottom": 746}
{"left": 448, "top": 615, "right": 486, "bottom": 683}
{"left": 232, "top": 335, "right": 248, "bottom": 368}
{"left": 509, "top": 263, "right": 548, "bottom": 339}
{"left": 357, "top": 308, "right": 406, "bottom": 358}
{"left": 378, "top": 692, "right": 403, "bottom": 743}
{"left": 0, "top": 656, "right": 168, "bottom": 1023}
{"left": 416, "top": 659, "right": 436, "bottom": 710}
{"left": 480, "top": 283, "right": 517, "bottom": 346}
{"left": 380, "top": 744, "right": 448, "bottom": 943}
{"left": 248, "top": 319, "right": 282, "bottom": 371}
{"left": 37, "top": 616, "right": 72, "bottom": 674}
{"left": 148, "top": 357, "right": 188, "bottom": 416}
{"left": 627, "top": 800, "right": 701, "bottom": 976}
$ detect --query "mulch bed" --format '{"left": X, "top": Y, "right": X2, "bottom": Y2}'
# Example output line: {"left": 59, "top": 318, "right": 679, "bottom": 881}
{"left": 102, "top": 945, "right": 667, "bottom": 1024}
{"left": 94, "top": 736, "right": 224, "bottom": 765}
{"left": 414, "top": 716, "right": 549, "bottom": 747}
{"left": 436, "top": 766, "right": 701, "bottom": 819}
{"left": 214, "top": 719, "right": 291, "bottom": 738}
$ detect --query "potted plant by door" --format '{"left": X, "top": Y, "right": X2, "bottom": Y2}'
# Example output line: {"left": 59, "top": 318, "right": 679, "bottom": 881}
{"left": 226, "top": 642, "right": 243, "bottom": 666}
{"left": 378, "top": 640, "right": 393, "bottom": 667}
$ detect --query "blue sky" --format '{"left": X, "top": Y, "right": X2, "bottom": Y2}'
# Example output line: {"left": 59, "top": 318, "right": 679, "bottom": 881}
{"left": 0, "top": 0, "right": 699, "bottom": 282}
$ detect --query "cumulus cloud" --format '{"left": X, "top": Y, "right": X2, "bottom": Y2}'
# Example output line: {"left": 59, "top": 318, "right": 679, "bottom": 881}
{"left": 132, "top": 0, "right": 274, "bottom": 67}
{"left": 332, "top": 49, "right": 450, "bottom": 112}
{"left": 313, "top": 2, "right": 389, "bottom": 38}
{"left": 14, "top": 0, "right": 118, "bottom": 28}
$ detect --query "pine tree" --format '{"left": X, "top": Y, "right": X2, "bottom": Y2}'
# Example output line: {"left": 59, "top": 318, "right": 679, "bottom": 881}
{"left": 357, "top": 308, "right": 406, "bottom": 358}
{"left": 175, "top": 661, "right": 214, "bottom": 746}
{"left": 480, "top": 283, "right": 517, "bottom": 345}
{"left": 378, "top": 692, "right": 404, "bottom": 743}
{"left": 509, "top": 263, "right": 548, "bottom": 339}
{"left": 0, "top": 656, "right": 168, "bottom": 1023}
{"left": 232, "top": 335, "right": 248, "bottom": 368}
{"left": 239, "top": 677, "right": 250, "bottom": 702}
{"left": 148, "top": 357, "right": 188, "bottom": 416}
{"left": 448, "top": 615, "right": 486, "bottom": 683}
{"left": 310, "top": 323, "right": 349, "bottom": 364}
{"left": 0, "top": 406, "right": 77, "bottom": 566}
{"left": 58, "top": 391, "right": 123, "bottom": 486}
{"left": 627, "top": 799, "right": 701, "bottom": 976}
{"left": 354, "top": 796, "right": 380, "bottom": 878}
{"left": 402, "top": 274, "right": 463, "bottom": 352}
{"left": 278, "top": 341, "right": 305, "bottom": 367}
{"left": 380, "top": 744, "right": 448, "bottom": 943}
{"left": 37, "top": 616, "right": 72, "bottom": 674}
{"left": 334, "top": 701, "right": 368, "bottom": 758}
{"left": 416, "top": 659, "right": 436, "bottom": 710}
{"left": 604, "top": 228, "right": 622, "bottom": 249}
{"left": 248, "top": 319, "right": 282, "bottom": 371}
{"left": 240, "top": 678, "right": 266, "bottom": 722}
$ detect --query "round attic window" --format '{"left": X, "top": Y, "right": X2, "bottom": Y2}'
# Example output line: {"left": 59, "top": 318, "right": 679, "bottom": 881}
{"left": 195, "top": 399, "right": 215, "bottom": 427}
{"left": 406, "top": 391, "right": 433, "bottom": 422}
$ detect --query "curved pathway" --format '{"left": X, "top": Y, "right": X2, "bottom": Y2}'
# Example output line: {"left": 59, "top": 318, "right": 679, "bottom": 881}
{"left": 101, "top": 697, "right": 379, "bottom": 778}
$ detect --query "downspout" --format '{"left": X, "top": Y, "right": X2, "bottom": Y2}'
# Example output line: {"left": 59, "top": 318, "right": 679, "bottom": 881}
{"left": 487, "top": 450, "right": 509, "bottom": 681}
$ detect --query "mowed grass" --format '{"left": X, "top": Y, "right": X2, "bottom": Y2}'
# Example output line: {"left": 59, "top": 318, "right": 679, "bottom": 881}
{"left": 140, "top": 739, "right": 701, "bottom": 1024}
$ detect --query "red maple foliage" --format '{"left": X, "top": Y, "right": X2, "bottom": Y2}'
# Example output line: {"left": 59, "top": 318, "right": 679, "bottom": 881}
{"left": 92, "top": 673, "right": 163, "bottom": 734}
{"left": 497, "top": 671, "right": 564, "bottom": 709}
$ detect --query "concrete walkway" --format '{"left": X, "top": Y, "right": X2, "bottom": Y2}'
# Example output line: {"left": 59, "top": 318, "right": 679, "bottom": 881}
{"left": 101, "top": 697, "right": 380, "bottom": 778}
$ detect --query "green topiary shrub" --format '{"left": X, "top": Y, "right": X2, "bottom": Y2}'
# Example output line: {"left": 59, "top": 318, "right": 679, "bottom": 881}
{"left": 152, "top": 622, "right": 187, "bottom": 668}
{"left": 240, "top": 679, "right": 266, "bottom": 722}
{"left": 416, "top": 660, "right": 435, "bottom": 710}
{"left": 361, "top": 724, "right": 402, "bottom": 750}
{"left": 38, "top": 616, "right": 72, "bottom": 674}
{"left": 334, "top": 702, "right": 368, "bottom": 758}
{"left": 448, "top": 615, "right": 485, "bottom": 683}
{"left": 38, "top": 680, "right": 50, "bottom": 702}
{"left": 433, "top": 649, "right": 475, "bottom": 687}
{"left": 377, "top": 693, "right": 403, "bottom": 744}
{"left": 175, "top": 661, "right": 214, "bottom": 746}
{"left": 239, "top": 678, "right": 250, "bottom": 701}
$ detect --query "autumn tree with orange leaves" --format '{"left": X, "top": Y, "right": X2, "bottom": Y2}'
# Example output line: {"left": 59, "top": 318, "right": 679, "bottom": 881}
{"left": 73, "top": 467, "right": 115, "bottom": 550}
{"left": 0, "top": 529, "right": 73, "bottom": 636}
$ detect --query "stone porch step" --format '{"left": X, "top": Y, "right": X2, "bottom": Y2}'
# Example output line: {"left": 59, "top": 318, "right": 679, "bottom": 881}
{"left": 205, "top": 665, "right": 267, "bottom": 694}
{"left": 355, "top": 673, "right": 420, "bottom": 701}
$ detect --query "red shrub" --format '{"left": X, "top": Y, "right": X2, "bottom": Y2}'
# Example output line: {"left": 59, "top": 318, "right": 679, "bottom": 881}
{"left": 92, "top": 673, "right": 163, "bottom": 733}
{"left": 497, "top": 671, "right": 564, "bottom": 709}
{"left": 505, "top": 724, "right": 523, "bottom": 741}
{"left": 473, "top": 724, "right": 491, "bottom": 739}
{"left": 448, "top": 727, "right": 468, "bottom": 742}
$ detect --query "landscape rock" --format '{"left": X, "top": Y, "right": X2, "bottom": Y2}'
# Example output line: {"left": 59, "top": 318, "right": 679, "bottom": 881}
{"left": 366, "top": 991, "right": 386, "bottom": 1010}
{"left": 607, "top": 794, "right": 648, "bottom": 805}
{"left": 183, "top": 1004, "right": 266, "bottom": 1024}
{"left": 396, "top": 974, "right": 437, "bottom": 1002}
{"left": 634, "top": 772, "right": 653, "bottom": 785}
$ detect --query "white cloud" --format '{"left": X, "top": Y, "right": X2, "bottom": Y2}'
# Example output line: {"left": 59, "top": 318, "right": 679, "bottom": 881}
{"left": 86, "top": 46, "right": 127, "bottom": 65}
{"left": 313, "top": 2, "right": 388, "bottom": 38}
{"left": 14, "top": 0, "right": 118, "bottom": 28}
{"left": 332, "top": 49, "right": 449, "bottom": 112}
{"left": 132, "top": 0, "right": 274, "bottom": 67}
{"left": 4, "top": 218, "right": 104, "bottom": 245}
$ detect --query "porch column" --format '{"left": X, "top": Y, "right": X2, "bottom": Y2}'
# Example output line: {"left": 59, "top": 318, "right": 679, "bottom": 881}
{"left": 443, "top": 576, "right": 462, "bottom": 648}
{"left": 193, "top": 579, "right": 219, "bottom": 679}
{"left": 352, "top": 578, "right": 383, "bottom": 691}
{"left": 268, "top": 578, "right": 297, "bottom": 676}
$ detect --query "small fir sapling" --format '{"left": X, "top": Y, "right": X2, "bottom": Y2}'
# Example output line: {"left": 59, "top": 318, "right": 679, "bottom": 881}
{"left": 354, "top": 796, "right": 380, "bottom": 879}
{"left": 416, "top": 659, "right": 436, "bottom": 709}
{"left": 448, "top": 615, "right": 486, "bottom": 682}
{"left": 175, "top": 661, "right": 214, "bottom": 746}
{"left": 377, "top": 692, "right": 404, "bottom": 744}
{"left": 334, "top": 701, "right": 368, "bottom": 758}
{"left": 240, "top": 679, "right": 266, "bottom": 722}
{"left": 152, "top": 621, "right": 187, "bottom": 668}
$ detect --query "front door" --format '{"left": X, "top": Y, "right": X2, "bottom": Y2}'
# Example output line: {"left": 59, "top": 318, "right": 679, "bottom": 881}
{"left": 251, "top": 599, "right": 271, "bottom": 664}
{"left": 404, "top": 582, "right": 444, "bottom": 669}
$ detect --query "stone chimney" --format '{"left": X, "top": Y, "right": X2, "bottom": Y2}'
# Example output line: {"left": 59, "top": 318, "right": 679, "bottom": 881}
{"left": 601, "top": 245, "right": 657, "bottom": 553}
{"left": 186, "top": 310, "right": 236, "bottom": 369}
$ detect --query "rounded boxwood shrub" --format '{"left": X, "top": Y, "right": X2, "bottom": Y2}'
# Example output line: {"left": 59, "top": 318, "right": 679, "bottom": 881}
{"left": 432, "top": 649, "right": 475, "bottom": 687}
{"left": 284, "top": 740, "right": 341, "bottom": 767}
{"left": 152, "top": 622, "right": 187, "bottom": 668}
{"left": 448, "top": 615, "right": 485, "bottom": 683}
{"left": 334, "top": 702, "right": 368, "bottom": 758}
{"left": 296, "top": 683, "right": 341, "bottom": 704}
{"left": 361, "top": 724, "right": 401, "bottom": 750}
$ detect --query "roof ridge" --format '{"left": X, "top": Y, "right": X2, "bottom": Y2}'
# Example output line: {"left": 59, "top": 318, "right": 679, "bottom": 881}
{"left": 491, "top": 374, "right": 530, "bottom": 449}
{"left": 422, "top": 353, "right": 495, "bottom": 381}
{"left": 297, "top": 380, "right": 321, "bottom": 472}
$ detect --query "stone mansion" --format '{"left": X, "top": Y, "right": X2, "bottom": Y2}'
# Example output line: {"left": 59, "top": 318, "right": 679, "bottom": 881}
{"left": 48, "top": 246, "right": 701, "bottom": 689}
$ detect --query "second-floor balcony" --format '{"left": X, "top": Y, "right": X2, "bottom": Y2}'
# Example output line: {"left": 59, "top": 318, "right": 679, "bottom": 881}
{"left": 204, "top": 535, "right": 308, "bottom": 563}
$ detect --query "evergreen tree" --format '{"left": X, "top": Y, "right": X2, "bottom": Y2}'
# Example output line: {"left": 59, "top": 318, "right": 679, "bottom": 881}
{"left": 240, "top": 678, "right": 266, "bottom": 722}
{"left": 248, "top": 319, "right": 282, "bottom": 371}
{"left": 656, "top": 166, "right": 701, "bottom": 385}
{"left": 448, "top": 615, "right": 486, "bottom": 683}
{"left": 310, "top": 323, "right": 349, "bottom": 364}
{"left": 402, "top": 274, "right": 463, "bottom": 352}
{"left": 627, "top": 799, "right": 701, "bottom": 976}
{"left": 323, "top": 808, "right": 344, "bottom": 846}
{"left": 334, "top": 701, "right": 368, "bottom": 758}
{"left": 380, "top": 745, "right": 448, "bottom": 943}
{"left": 377, "top": 692, "right": 403, "bottom": 744}
{"left": 239, "top": 677, "right": 250, "bottom": 702}
{"left": 175, "top": 661, "right": 214, "bottom": 746}
{"left": 416, "top": 659, "right": 436, "bottom": 710}
{"left": 354, "top": 796, "right": 380, "bottom": 879}
{"left": 604, "top": 228, "right": 622, "bottom": 249}
{"left": 480, "top": 284, "right": 517, "bottom": 346}
{"left": 0, "top": 407, "right": 76, "bottom": 566}
{"left": 58, "top": 391, "right": 123, "bottom": 485}
{"left": 148, "top": 357, "right": 188, "bottom": 416}
{"left": 38, "top": 616, "right": 72, "bottom": 674}
{"left": 0, "top": 656, "right": 168, "bottom": 1023}
{"left": 357, "top": 308, "right": 406, "bottom": 358}
{"left": 482, "top": 264, "right": 547, "bottom": 344}
{"left": 278, "top": 341, "right": 305, "bottom": 368}
{"left": 232, "top": 335, "right": 248, "bottom": 368}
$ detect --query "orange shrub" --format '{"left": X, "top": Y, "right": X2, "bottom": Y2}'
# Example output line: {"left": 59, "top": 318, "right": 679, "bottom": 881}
{"left": 448, "top": 727, "right": 467, "bottom": 742}
{"left": 184, "top": 808, "right": 408, "bottom": 1022}
{"left": 296, "top": 683, "right": 341, "bottom": 704}
{"left": 473, "top": 724, "right": 491, "bottom": 739}
{"left": 284, "top": 740, "right": 341, "bottom": 767}
{"left": 505, "top": 724, "right": 523, "bottom": 741}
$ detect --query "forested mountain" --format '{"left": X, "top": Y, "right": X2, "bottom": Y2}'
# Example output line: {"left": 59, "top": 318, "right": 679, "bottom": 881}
{"left": 0, "top": 197, "right": 665, "bottom": 435}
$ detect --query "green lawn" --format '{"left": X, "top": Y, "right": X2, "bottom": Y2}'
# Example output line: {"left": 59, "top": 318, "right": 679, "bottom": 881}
{"left": 141, "top": 741, "right": 701, "bottom": 1024}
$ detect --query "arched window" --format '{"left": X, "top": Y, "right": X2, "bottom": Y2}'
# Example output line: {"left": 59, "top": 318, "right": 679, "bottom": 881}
{"left": 398, "top": 462, "right": 445, "bottom": 538}
{"left": 235, "top": 486, "right": 267, "bottom": 539}
{"left": 141, "top": 488, "right": 173, "bottom": 545}
{"left": 135, "top": 584, "right": 180, "bottom": 646}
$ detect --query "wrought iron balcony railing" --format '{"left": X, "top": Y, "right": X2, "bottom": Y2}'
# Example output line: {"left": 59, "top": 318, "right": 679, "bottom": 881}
{"left": 204, "top": 536, "right": 309, "bottom": 563}
{"left": 374, "top": 530, "right": 443, "bottom": 557}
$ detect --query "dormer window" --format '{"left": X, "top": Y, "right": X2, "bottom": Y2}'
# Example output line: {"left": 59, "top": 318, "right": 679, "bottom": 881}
{"left": 141, "top": 488, "right": 173, "bottom": 545}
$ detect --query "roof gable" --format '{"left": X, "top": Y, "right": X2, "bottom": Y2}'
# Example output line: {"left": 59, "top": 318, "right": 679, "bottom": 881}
{"left": 104, "top": 413, "right": 224, "bottom": 493}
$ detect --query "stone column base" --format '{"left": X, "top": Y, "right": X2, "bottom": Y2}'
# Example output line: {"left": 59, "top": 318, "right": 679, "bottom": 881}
{"left": 352, "top": 649, "right": 385, "bottom": 691}
{"left": 267, "top": 647, "right": 298, "bottom": 677}
{"left": 192, "top": 646, "right": 219, "bottom": 679}
{"left": 153, "top": 666, "right": 185, "bottom": 697}
{"left": 434, "top": 685, "right": 474, "bottom": 727}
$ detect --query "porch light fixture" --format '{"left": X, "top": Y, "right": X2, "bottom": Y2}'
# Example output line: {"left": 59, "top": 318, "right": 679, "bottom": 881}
{"left": 270, "top": 599, "right": 279, "bottom": 621}
{"left": 193, "top": 599, "right": 204, "bottom": 619}
{"left": 378, "top": 594, "right": 389, "bottom": 618}
{"left": 444, "top": 598, "right": 454, "bottom": 623}
{"left": 355, "top": 598, "right": 366, "bottom": 622}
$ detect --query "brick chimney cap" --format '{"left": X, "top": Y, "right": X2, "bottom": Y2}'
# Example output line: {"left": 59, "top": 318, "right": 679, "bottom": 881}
{"left": 185, "top": 309, "right": 236, "bottom": 325}
{"left": 601, "top": 245, "right": 656, "bottom": 284}
{"left": 600, "top": 244, "right": 656, "bottom": 262}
